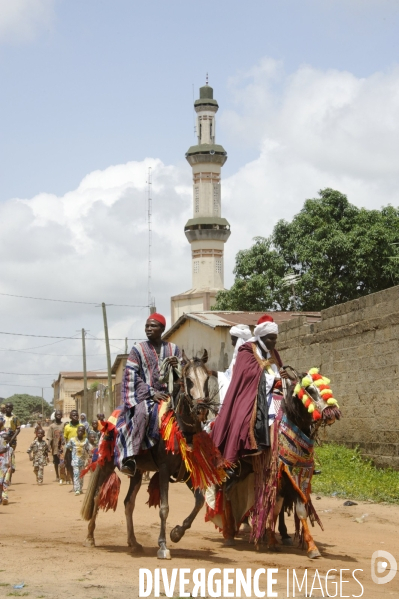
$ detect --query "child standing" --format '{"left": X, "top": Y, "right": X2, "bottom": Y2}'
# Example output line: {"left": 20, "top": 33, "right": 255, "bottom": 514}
{"left": 0, "top": 417, "right": 14, "bottom": 504}
{"left": 66, "top": 425, "right": 90, "bottom": 495}
{"left": 27, "top": 429, "right": 49, "bottom": 484}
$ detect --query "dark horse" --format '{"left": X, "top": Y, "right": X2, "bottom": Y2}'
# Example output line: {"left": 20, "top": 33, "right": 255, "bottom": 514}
{"left": 81, "top": 350, "right": 217, "bottom": 559}
{"left": 217, "top": 366, "right": 341, "bottom": 559}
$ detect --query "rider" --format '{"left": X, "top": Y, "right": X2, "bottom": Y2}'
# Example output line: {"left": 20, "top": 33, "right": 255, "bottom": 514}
{"left": 218, "top": 324, "right": 252, "bottom": 405}
{"left": 212, "top": 314, "right": 286, "bottom": 463}
{"left": 115, "top": 313, "right": 181, "bottom": 477}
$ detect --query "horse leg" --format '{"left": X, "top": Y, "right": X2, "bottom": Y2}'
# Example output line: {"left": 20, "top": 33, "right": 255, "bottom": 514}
{"left": 278, "top": 509, "right": 293, "bottom": 546}
{"left": 266, "top": 495, "right": 284, "bottom": 551}
{"left": 84, "top": 494, "right": 100, "bottom": 547}
{"left": 170, "top": 481, "right": 205, "bottom": 543}
{"left": 157, "top": 463, "right": 171, "bottom": 559}
{"left": 222, "top": 498, "right": 236, "bottom": 546}
{"left": 296, "top": 499, "right": 321, "bottom": 559}
{"left": 124, "top": 470, "right": 143, "bottom": 553}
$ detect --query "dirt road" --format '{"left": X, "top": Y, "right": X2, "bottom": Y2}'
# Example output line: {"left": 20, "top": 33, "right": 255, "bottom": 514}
{"left": 0, "top": 429, "right": 398, "bottom": 599}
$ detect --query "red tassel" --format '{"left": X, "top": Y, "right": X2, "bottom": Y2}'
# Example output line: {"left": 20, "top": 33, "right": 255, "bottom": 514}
{"left": 98, "top": 472, "right": 121, "bottom": 512}
{"left": 146, "top": 472, "right": 161, "bottom": 508}
{"left": 312, "top": 410, "right": 322, "bottom": 420}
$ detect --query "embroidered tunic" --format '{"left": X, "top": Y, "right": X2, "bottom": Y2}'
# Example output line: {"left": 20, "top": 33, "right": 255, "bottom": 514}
{"left": 114, "top": 340, "right": 180, "bottom": 468}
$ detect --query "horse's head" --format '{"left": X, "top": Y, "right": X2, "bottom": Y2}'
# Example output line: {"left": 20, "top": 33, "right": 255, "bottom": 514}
{"left": 283, "top": 366, "right": 341, "bottom": 436}
{"left": 179, "top": 349, "right": 218, "bottom": 427}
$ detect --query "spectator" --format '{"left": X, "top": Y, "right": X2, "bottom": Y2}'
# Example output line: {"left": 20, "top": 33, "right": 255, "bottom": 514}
{"left": 89, "top": 419, "right": 101, "bottom": 443}
{"left": 66, "top": 425, "right": 90, "bottom": 495}
{"left": 79, "top": 413, "right": 90, "bottom": 433}
{"left": 47, "top": 409, "right": 64, "bottom": 482}
{"left": 63, "top": 410, "right": 83, "bottom": 482}
{"left": 27, "top": 429, "right": 49, "bottom": 485}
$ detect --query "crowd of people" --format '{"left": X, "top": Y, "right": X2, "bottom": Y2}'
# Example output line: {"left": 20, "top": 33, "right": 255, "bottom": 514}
{"left": 0, "top": 403, "right": 103, "bottom": 502}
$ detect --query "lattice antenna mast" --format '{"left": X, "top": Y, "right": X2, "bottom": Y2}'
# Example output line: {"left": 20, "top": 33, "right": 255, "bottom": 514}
{"left": 147, "top": 167, "right": 155, "bottom": 313}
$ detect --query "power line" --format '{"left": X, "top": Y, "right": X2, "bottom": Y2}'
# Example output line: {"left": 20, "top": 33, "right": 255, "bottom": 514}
{"left": 0, "top": 347, "right": 114, "bottom": 357}
{"left": 0, "top": 372, "right": 59, "bottom": 376}
{"left": 0, "top": 292, "right": 148, "bottom": 308}
{"left": 0, "top": 331, "right": 145, "bottom": 341}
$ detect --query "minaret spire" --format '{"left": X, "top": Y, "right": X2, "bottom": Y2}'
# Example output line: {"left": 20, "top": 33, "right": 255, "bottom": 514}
{"left": 170, "top": 83, "right": 231, "bottom": 324}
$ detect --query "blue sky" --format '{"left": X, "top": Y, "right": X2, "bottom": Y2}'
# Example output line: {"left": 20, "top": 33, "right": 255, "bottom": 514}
{"left": 1, "top": 0, "right": 399, "bottom": 201}
{"left": 1, "top": 0, "right": 399, "bottom": 400}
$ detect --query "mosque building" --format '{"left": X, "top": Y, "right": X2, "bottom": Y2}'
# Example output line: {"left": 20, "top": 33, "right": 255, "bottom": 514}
{"left": 170, "top": 81, "right": 231, "bottom": 324}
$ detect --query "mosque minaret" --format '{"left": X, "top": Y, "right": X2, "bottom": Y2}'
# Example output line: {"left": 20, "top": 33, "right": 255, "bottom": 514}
{"left": 171, "top": 80, "right": 231, "bottom": 323}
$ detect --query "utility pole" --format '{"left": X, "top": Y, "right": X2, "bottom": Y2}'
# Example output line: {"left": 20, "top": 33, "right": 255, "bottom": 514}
{"left": 125, "top": 337, "right": 128, "bottom": 354}
{"left": 101, "top": 302, "right": 113, "bottom": 416}
{"left": 82, "top": 328, "right": 88, "bottom": 417}
{"left": 41, "top": 388, "right": 44, "bottom": 422}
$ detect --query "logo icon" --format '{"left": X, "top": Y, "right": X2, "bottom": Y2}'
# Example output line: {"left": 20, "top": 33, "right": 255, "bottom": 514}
{"left": 371, "top": 550, "right": 397, "bottom": 585}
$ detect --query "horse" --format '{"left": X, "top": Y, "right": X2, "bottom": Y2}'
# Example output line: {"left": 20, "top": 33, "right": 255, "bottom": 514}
{"left": 81, "top": 349, "right": 223, "bottom": 560}
{"left": 266, "top": 366, "right": 341, "bottom": 558}
{"left": 210, "top": 366, "right": 341, "bottom": 559}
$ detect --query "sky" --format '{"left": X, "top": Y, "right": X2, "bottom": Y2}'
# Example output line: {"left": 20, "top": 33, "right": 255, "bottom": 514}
{"left": 0, "top": 0, "right": 399, "bottom": 401}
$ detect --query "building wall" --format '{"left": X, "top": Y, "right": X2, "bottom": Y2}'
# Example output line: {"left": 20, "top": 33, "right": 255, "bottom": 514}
{"left": 170, "top": 291, "right": 217, "bottom": 325}
{"left": 166, "top": 319, "right": 234, "bottom": 372}
{"left": 277, "top": 285, "right": 399, "bottom": 468}
{"left": 54, "top": 376, "right": 108, "bottom": 419}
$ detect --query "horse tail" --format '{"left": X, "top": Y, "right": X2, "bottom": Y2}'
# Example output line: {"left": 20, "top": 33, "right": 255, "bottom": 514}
{"left": 81, "top": 464, "right": 102, "bottom": 521}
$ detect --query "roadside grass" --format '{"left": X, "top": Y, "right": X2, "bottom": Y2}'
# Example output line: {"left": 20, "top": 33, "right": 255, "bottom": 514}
{"left": 312, "top": 443, "right": 399, "bottom": 503}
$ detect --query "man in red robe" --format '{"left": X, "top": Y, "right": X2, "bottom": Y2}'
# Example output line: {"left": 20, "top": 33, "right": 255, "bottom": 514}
{"left": 212, "top": 315, "right": 284, "bottom": 464}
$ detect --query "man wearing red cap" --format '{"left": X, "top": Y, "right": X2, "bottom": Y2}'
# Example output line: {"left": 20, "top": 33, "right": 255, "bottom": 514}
{"left": 212, "top": 314, "right": 285, "bottom": 464}
{"left": 115, "top": 313, "right": 181, "bottom": 476}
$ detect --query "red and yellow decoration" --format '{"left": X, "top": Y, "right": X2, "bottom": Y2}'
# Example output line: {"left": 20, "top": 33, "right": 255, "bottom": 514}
{"left": 160, "top": 409, "right": 229, "bottom": 490}
{"left": 293, "top": 368, "right": 339, "bottom": 421}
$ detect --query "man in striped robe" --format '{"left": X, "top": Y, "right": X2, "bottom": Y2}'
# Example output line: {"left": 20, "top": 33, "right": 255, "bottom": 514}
{"left": 115, "top": 313, "right": 181, "bottom": 476}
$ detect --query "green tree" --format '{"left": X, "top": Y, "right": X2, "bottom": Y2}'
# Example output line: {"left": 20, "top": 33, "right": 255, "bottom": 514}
{"left": 214, "top": 188, "right": 399, "bottom": 311}
{"left": 5, "top": 394, "right": 52, "bottom": 424}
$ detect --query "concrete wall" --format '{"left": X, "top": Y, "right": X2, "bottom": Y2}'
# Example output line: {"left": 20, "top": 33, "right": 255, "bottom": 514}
{"left": 277, "top": 285, "right": 399, "bottom": 468}
{"left": 167, "top": 319, "right": 234, "bottom": 372}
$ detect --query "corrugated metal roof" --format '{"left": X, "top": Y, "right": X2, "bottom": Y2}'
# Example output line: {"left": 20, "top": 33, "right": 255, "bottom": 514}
{"left": 163, "top": 310, "right": 321, "bottom": 338}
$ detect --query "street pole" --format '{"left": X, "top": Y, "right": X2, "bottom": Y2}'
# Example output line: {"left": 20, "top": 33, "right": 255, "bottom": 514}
{"left": 125, "top": 336, "right": 128, "bottom": 354}
{"left": 41, "top": 387, "right": 44, "bottom": 422}
{"left": 82, "top": 328, "right": 88, "bottom": 418}
{"left": 101, "top": 302, "right": 113, "bottom": 416}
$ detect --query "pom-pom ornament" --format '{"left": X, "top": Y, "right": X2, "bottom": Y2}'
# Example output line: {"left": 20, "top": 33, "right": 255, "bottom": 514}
{"left": 293, "top": 367, "right": 339, "bottom": 421}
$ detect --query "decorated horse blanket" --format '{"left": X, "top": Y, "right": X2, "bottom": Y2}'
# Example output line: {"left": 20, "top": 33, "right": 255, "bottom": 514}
{"left": 278, "top": 414, "right": 314, "bottom": 503}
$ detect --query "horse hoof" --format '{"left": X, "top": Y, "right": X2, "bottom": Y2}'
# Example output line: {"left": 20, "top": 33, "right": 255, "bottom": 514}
{"left": 282, "top": 537, "right": 293, "bottom": 546}
{"left": 157, "top": 548, "right": 171, "bottom": 560}
{"left": 222, "top": 538, "right": 235, "bottom": 547}
{"left": 308, "top": 548, "right": 321, "bottom": 559}
{"left": 170, "top": 526, "right": 184, "bottom": 543}
{"left": 83, "top": 538, "right": 95, "bottom": 548}
{"left": 268, "top": 545, "right": 280, "bottom": 553}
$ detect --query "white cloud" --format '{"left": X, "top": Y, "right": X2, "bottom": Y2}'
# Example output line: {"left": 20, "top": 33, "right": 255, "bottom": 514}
{"left": 0, "top": 0, "right": 54, "bottom": 43}
{"left": 2, "top": 57, "right": 399, "bottom": 399}
{"left": 220, "top": 57, "right": 399, "bottom": 273}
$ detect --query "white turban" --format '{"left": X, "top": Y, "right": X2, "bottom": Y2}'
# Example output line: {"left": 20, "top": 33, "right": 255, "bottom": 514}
{"left": 225, "top": 324, "right": 253, "bottom": 381}
{"left": 253, "top": 321, "right": 278, "bottom": 338}
{"left": 229, "top": 324, "right": 252, "bottom": 340}
{"left": 249, "top": 320, "right": 279, "bottom": 357}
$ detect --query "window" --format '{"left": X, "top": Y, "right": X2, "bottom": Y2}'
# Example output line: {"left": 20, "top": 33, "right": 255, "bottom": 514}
{"left": 215, "top": 259, "right": 222, "bottom": 274}
{"left": 210, "top": 119, "right": 213, "bottom": 140}
{"left": 193, "top": 261, "right": 200, "bottom": 273}
{"left": 194, "top": 186, "right": 199, "bottom": 213}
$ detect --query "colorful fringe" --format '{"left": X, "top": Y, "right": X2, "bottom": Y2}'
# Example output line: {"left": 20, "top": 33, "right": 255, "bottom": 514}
{"left": 160, "top": 410, "right": 229, "bottom": 490}
{"left": 146, "top": 472, "right": 161, "bottom": 508}
{"left": 250, "top": 416, "right": 281, "bottom": 544}
{"left": 81, "top": 409, "right": 120, "bottom": 478}
{"left": 98, "top": 471, "right": 121, "bottom": 512}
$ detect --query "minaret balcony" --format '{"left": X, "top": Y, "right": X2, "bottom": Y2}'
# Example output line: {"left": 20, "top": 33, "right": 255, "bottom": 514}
{"left": 184, "top": 217, "right": 231, "bottom": 243}
{"left": 186, "top": 143, "right": 228, "bottom": 166}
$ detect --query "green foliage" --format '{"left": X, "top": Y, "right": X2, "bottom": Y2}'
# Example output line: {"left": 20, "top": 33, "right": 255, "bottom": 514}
{"left": 312, "top": 443, "right": 399, "bottom": 503}
{"left": 5, "top": 394, "right": 52, "bottom": 424}
{"left": 89, "top": 381, "right": 99, "bottom": 391}
{"left": 214, "top": 188, "right": 399, "bottom": 311}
